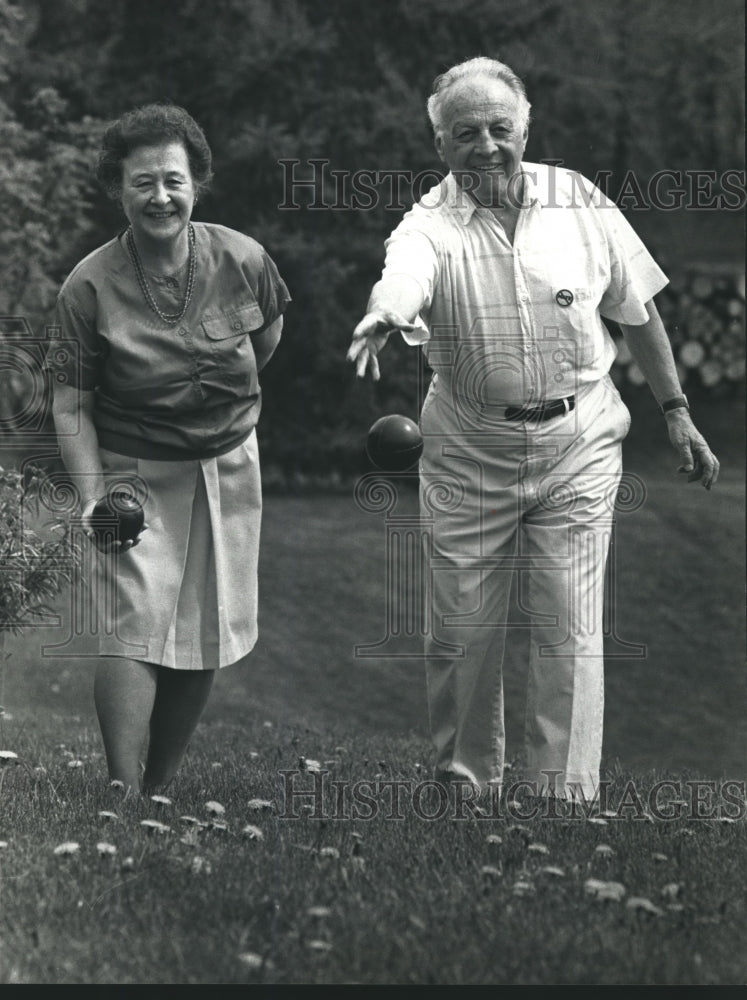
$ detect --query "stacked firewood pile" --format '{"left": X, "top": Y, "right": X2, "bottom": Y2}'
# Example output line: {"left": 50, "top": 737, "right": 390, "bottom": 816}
{"left": 611, "top": 267, "right": 746, "bottom": 394}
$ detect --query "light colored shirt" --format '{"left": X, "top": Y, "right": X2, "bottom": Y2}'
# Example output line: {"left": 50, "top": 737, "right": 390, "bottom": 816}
{"left": 46, "top": 223, "right": 290, "bottom": 460}
{"left": 381, "top": 163, "right": 667, "bottom": 406}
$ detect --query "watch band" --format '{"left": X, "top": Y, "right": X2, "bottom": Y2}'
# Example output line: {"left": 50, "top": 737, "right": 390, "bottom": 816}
{"left": 659, "top": 394, "right": 689, "bottom": 415}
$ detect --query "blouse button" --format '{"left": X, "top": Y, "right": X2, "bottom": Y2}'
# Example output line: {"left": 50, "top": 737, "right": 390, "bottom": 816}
{"left": 232, "top": 320, "right": 242, "bottom": 330}
{"left": 178, "top": 327, "right": 187, "bottom": 336}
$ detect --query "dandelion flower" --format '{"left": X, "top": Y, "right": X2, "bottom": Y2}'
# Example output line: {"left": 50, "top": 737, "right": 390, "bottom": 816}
{"left": 247, "top": 799, "right": 273, "bottom": 811}
{"left": 96, "top": 842, "right": 117, "bottom": 856}
{"left": 98, "top": 810, "right": 119, "bottom": 822}
{"left": 238, "top": 952, "right": 263, "bottom": 970}
{"left": 190, "top": 856, "right": 212, "bottom": 875}
{"left": 150, "top": 794, "right": 172, "bottom": 806}
{"left": 307, "top": 906, "right": 332, "bottom": 918}
{"left": 53, "top": 842, "right": 80, "bottom": 856}
{"left": 587, "top": 817, "right": 608, "bottom": 826}
{"left": 716, "top": 816, "right": 737, "bottom": 825}
{"left": 67, "top": 759, "right": 84, "bottom": 768}
{"left": 300, "top": 757, "right": 322, "bottom": 774}
{"left": 626, "top": 896, "right": 664, "bottom": 916}
{"left": 110, "top": 779, "right": 125, "bottom": 791}
{"left": 584, "top": 878, "right": 625, "bottom": 902}
{"left": 211, "top": 762, "right": 223, "bottom": 769}
{"left": 0, "top": 841, "right": 9, "bottom": 849}
{"left": 209, "top": 820, "right": 229, "bottom": 833}
{"left": 249, "top": 751, "right": 260, "bottom": 759}
{"left": 0, "top": 751, "right": 19, "bottom": 763}
{"left": 263, "top": 720, "right": 273, "bottom": 728}
{"left": 140, "top": 819, "right": 171, "bottom": 834}
{"left": 179, "top": 815, "right": 204, "bottom": 826}
{"left": 481, "top": 865, "right": 502, "bottom": 878}
{"left": 598, "top": 810, "right": 618, "bottom": 819}
{"left": 307, "top": 940, "right": 332, "bottom": 952}
{"left": 528, "top": 842, "right": 549, "bottom": 855}
{"left": 512, "top": 880, "right": 534, "bottom": 896}
{"left": 319, "top": 846, "right": 340, "bottom": 859}
{"left": 660, "top": 883, "right": 682, "bottom": 900}
{"left": 121, "top": 856, "right": 135, "bottom": 871}
{"left": 242, "top": 824, "right": 264, "bottom": 840}
{"left": 652, "top": 852, "right": 668, "bottom": 863}
{"left": 594, "top": 844, "right": 615, "bottom": 857}
{"left": 486, "top": 834, "right": 502, "bottom": 845}
{"left": 540, "top": 866, "right": 565, "bottom": 877}
{"left": 205, "top": 801, "right": 225, "bottom": 816}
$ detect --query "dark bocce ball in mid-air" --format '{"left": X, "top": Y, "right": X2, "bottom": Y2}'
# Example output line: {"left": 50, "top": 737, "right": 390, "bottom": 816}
{"left": 366, "top": 414, "right": 424, "bottom": 472}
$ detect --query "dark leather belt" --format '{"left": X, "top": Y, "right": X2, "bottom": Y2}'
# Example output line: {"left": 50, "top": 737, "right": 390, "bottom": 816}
{"left": 504, "top": 396, "right": 575, "bottom": 422}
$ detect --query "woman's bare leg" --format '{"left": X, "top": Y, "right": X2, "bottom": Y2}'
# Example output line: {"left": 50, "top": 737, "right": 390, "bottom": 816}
{"left": 94, "top": 657, "right": 158, "bottom": 790}
{"left": 142, "top": 669, "right": 215, "bottom": 790}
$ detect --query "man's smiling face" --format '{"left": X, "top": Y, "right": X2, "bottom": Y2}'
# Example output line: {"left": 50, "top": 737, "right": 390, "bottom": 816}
{"left": 435, "top": 76, "right": 528, "bottom": 208}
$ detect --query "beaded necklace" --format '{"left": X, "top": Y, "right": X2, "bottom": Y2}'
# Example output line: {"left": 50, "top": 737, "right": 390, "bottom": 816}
{"left": 126, "top": 223, "right": 196, "bottom": 324}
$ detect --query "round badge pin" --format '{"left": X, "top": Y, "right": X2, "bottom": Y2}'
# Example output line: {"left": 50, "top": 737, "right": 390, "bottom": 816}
{"left": 555, "top": 289, "right": 574, "bottom": 307}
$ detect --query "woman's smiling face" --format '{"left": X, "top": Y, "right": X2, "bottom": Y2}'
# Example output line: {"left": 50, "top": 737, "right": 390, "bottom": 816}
{"left": 120, "top": 141, "right": 196, "bottom": 250}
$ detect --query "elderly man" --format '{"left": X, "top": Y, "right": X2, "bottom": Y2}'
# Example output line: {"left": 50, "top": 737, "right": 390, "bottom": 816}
{"left": 347, "top": 56, "right": 719, "bottom": 800}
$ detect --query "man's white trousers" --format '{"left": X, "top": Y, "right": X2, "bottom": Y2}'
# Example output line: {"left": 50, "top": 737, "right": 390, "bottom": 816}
{"left": 419, "top": 374, "right": 631, "bottom": 799}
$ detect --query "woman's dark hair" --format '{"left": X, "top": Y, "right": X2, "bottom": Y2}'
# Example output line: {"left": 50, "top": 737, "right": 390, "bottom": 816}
{"left": 96, "top": 103, "right": 213, "bottom": 199}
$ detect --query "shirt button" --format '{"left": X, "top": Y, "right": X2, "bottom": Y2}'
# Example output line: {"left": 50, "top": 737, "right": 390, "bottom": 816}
{"left": 232, "top": 320, "right": 242, "bottom": 330}
{"left": 178, "top": 328, "right": 187, "bottom": 336}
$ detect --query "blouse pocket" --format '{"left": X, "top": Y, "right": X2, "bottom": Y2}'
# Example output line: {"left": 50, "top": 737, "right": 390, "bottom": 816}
{"left": 202, "top": 301, "right": 265, "bottom": 340}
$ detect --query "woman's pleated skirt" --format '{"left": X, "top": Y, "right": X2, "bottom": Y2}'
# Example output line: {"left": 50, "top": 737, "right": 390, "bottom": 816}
{"left": 93, "top": 432, "right": 261, "bottom": 670}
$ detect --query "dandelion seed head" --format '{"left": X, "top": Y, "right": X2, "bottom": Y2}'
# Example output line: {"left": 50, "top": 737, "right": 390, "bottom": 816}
{"left": 205, "top": 800, "right": 225, "bottom": 816}
{"left": 307, "top": 906, "right": 332, "bottom": 918}
{"left": 540, "top": 866, "right": 565, "bottom": 877}
{"left": 96, "top": 842, "right": 117, "bottom": 856}
{"left": 486, "top": 834, "right": 502, "bottom": 845}
{"left": 121, "top": 856, "right": 135, "bottom": 870}
{"left": 150, "top": 794, "right": 172, "bottom": 806}
{"left": 0, "top": 841, "right": 9, "bottom": 849}
{"left": 110, "top": 779, "right": 125, "bottom": 791}
{"left": 67, "top": 759, "right": 84, "bottom": 768}
{"left": 0, "top": 750, "right": 19, "bottom": 763}
{"left": 652, "top": 852, "right": 668, "bottom": 862}
{"left": 98, "top": 810, "right": 119, "bottom": 822}
{"left": 319, "top": 846, "right": 340, "bottom": 859}
{"left": 594, "top": 844, "right": 615, "bottom": 856}
{"left": 190, "top": 856, "right": 212, "bottom": 875}
{"left": 242, "top": 824, "right": 264, "bottom": 840}
{"left": 587, "top": 817, "right": 608, "bottom": 826}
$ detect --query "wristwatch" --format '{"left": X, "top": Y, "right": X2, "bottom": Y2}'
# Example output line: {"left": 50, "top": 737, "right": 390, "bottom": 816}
{"left": 659, "top": 394, "right": 689, "bottom": 415}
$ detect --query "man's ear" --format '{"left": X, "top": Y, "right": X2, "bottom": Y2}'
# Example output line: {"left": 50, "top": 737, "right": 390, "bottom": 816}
{"left": 434, "top": 132, "right": 445, "bottom": 163}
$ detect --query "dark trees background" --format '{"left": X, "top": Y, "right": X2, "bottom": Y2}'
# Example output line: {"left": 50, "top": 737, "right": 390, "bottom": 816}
{"left": 1, "top": 0, "right": 744, "bottom": 475}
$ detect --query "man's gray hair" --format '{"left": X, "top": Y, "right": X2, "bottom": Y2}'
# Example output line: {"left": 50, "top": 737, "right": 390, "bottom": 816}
{"left": 427, "top": 56, "right": 531, "bottom": 136}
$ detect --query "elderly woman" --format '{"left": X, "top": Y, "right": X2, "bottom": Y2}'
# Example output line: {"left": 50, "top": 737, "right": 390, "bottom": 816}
{"left": 47, "top": 104, "right": 290, "bottom": 792}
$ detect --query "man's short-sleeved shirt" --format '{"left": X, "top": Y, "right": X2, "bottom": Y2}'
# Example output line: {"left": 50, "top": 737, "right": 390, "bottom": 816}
{"left": 381, "top": 163, "right": 667, "bottom": 406}
{"left": 46, "top": 223, "right": 290, "bottom": 460}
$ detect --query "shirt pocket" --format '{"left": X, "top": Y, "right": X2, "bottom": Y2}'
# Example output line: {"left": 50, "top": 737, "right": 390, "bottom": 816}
{"left": 202, "top": 301, "right": 265, "bottom": 340}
